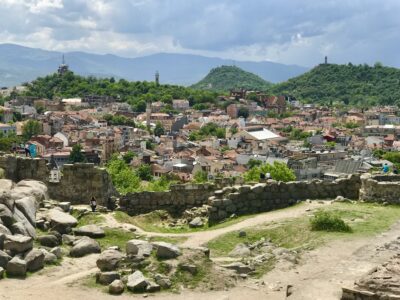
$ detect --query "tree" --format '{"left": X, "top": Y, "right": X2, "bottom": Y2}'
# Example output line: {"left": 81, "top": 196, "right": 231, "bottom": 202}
{"left": 122, "top": 150, "right": 136, "bottom": 164}
{"left": 69, "top": 144, "right": 86, "bottom": 163}
{"left": 136, "top": 164, "right": 153, "bottom": 181}
{"left": 247, "top": 158, "right": 263, "bottom": 169}
{"left": 237, "top": 107, "right": 249, "bottom": 119}
{"left": 154, "top": 122, "right": 165, "bottom": 137}
{"left": 193, "top": 170, "right": 208, "bottom": 183}
{"left": 106, "top": 155, "right": 141, "bottom": 194}
{"left": 244, "top": 161, "right": 296, "bottom": 182}
{"left": 22, "top": 120, "right": 41, "bottom": 141}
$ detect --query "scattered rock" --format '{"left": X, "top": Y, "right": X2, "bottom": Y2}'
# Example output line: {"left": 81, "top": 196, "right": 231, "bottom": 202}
{"left": 0, "top": 204, "right": 13, "bottom": 227}
{"left": 153, "top": 242, "right": 181, "bottom": 259}
{"left": 146, "top": 281, "right": 161, "bottom": 292}
{"left": 229, "top": 243, "right": 251, "bottom": 257}
{"left": 6, "top": 256, "right": 27, "bottom": 277}
{"left": 58, "top": 202, "right": 71, "bottom": 213}
{"left": 73, "top": 225, "right": 105, "bottom": 238}
{"left": 189, "top": 217, "right": 204, "bottom": 228}
{"left": 238, "top": 230, "right": 247, "bottom": 238}
{"left": 47, "top": 209, "right": 78, "bottom": 234}
{"left": 62, "top": 234, "right": 78, "bottom": 246}
{"left": 286, "top": 284, "right": 294, "bottom": 297}
{"left": 0, "top": 250, "right": 11, "bottom": 268}
{"left": 70, "top": 237, "right": 101, "bottom": 257}
{"left": 180, "top": 264, "right": 198, "bottom": 275}
{"left": 40, "top": 249, "right": 58, "bottom": 264}
{"left": 0, "top": 266, "right": 4, "bottom": 279}
{"left": 109, "top": 279, "right": 125, "bottom": 295}
{"left": 96, "top": 250, "right": 124, "bottom": 271}
{"left": 221, "top": 262, "right": 254, "bottom": 274}
{"left": 3, "top": 234, "right": 33, "bottom": 254}
{"left": 154, "top": 273, "right": 172, "bottom": 289}
{"left": 37, "top": 235, "right": 60, "bottom": 247}
{"left": 96, "top": 271, "right": 120, "bottom": 285}
{"left": 126, "top": 239, "right": 153, "bottom": 257}
{"left": 15, "top": 196, "right": 37, "bottom": 226}
{"left": 50, "top": 247, "right": 63, "bottom": 259}
{"left": 127, "top": 270, "right": 148, "bottom": 292}
{"left": 24, "top": 249, "right": 45, "bottom": 272}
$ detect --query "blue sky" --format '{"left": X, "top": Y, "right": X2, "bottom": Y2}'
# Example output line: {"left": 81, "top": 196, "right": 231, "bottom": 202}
{"left": 0, "top": 0, "right": 399, "bottom": 67}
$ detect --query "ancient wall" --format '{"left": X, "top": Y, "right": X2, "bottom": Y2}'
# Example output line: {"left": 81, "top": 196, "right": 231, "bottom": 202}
{"left": 119, "top": 183, "right": 216, "bottom": 215}
{"left": 359, "top": 173, "right": 400, "bottom": 203}
{"left": 0, "top": 155, "right": 114, "bottom": 205}
{"left": 207, "top": 174, "right": 361, "bottom": 223}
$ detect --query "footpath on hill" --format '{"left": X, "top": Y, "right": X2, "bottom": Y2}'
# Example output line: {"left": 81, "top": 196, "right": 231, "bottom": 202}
{"left": 2, "top": 202, "right": 400, "bottom": 300}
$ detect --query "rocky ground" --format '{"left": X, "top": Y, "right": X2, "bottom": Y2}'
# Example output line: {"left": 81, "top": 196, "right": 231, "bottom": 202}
{"left": 2, "top": 179, "right": 400, "bottom": 299}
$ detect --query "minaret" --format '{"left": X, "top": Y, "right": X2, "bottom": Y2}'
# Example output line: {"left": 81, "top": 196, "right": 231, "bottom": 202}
{"left": 324, "top": 56, "right": 328, "bottom": 65}
{"left": 155, "top": 71, "right": 159, "bottom": 86}
{"left": 146, "top": 101, "right": 151, "bottom": 128}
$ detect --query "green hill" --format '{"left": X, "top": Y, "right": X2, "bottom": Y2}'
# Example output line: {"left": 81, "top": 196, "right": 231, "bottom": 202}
{"left": 270, "top": 63, "right": 400, "bottom": 106}
{"left": 191, "top": 65, "right": 272, "bottom": 92}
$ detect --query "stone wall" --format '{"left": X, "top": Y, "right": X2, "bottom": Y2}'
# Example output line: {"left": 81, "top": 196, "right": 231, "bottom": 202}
{"left": 0, "top": 155, "right": 114, "bottom": 205}
{"left": 359, "top": 173, "right": 400, "bottom": 204}
{"left": 119, "top": 183, "right": 216, "bottom": 215}
{"left": 207, "top": 174, "right": 361, "bottom": 223}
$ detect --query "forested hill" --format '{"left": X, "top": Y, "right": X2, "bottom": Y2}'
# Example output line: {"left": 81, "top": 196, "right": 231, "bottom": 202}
{"left": 21, "top": 71, "right": 219, "bottom": 112}
{"left": 190, "top": 65, "right": 272, "bottom": 92}
{"left": 269, "top": 63, "right": 400, "bottom": 106}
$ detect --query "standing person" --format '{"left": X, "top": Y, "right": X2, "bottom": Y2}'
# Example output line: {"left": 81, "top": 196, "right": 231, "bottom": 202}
{"left": 383, "top": 163, "right": 390, "bottom": 174}
{"left": 90, "top": 197, "right": 97, "bottom": 212}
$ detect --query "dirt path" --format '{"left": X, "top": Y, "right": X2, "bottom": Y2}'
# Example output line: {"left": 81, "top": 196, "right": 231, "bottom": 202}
{"left": 102, "top": 201, "right": 322, "bottom": 248}
{"left": 2, "top": 203, "right": 400, "bottom": 300}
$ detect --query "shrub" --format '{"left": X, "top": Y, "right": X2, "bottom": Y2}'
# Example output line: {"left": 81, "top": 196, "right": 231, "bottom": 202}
{"left": 310, "top": 211, "right": 352, "bottom": 232}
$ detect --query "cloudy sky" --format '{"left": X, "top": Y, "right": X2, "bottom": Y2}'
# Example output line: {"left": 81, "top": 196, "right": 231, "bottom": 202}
{"left": 0, "top": 0, "right": 399, "bottom": 67}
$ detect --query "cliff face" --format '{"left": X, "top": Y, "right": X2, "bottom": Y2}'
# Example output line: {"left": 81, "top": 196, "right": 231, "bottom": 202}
{"left": 0, "top": 155, "right": 114, "bottom": 205}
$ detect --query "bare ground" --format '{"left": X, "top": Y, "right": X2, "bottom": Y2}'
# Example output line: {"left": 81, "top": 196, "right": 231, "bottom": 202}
{"left": 2, "top": 202, "right": 400, "bottom": 300}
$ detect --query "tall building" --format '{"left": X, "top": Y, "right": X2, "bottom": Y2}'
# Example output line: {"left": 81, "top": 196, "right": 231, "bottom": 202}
{"left": 58, "top": 54, "right": 69, "bottom": 75}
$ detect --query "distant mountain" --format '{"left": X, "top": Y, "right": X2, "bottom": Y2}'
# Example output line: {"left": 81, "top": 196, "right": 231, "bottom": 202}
{"left": 270, "top": 63, "right": 400, "bottom": 106}
{"left": 0, "top": 43, "right": 308, "bottom": 87}
{"left": 191, "top": 65, "right": 272, "bottom": 92}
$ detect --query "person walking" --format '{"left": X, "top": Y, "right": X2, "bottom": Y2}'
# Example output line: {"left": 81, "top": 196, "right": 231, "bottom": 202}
{"left": 90, "top": 196, "right": 97, "bottom": 212}
{"left": 383, "top": 163, "right": 390, "bottom": 174}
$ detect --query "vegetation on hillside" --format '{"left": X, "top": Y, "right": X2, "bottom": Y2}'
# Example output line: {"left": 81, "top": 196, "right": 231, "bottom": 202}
{"left": 191, "top": 65, "right": 272, "bottom": 92}
{"left": 21, "top": 71, "right": 219, "bottom": 112}
{"left": 244, "top": 161, "right": 296, "bottom": 182}
{"left": 270, "top": 63, "right": 400, "bottom": 106}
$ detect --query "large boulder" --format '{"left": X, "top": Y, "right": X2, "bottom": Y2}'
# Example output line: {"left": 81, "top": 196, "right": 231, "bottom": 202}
{"left": 127, "top": 270, "right": 148, "bottom": 292}
{"left": 0, "top": 225, "right": 11, "bottom": 249}
{"left": 11, "top": 180, "right": 48, "bottom": 203}
{"left": 70, "top": 237, "right": 101, "bottom": 257}
{"left": 229, "top": 243, "right": 251, "bottom": 257}
{"left": 58, "top": 202, "right": 71, "bottom": 213}
{"left": 50, "top": 247, "right": 63, "bottom": 259}
{"left": 0, "top": 204, "right": 13, "bottom": 227}
{"left": 189, "top": 217, "right": 204, "bottom": 228}
{"left": 11, "top": 207, "right": 36, "bottom": 238}
{"left": 6, "top": 256, "right": 27, "bottom": 277}
{"left": 126, "top": 239, "right": 153, "bottom": 257}
{"left": 153, "top": 242, "right": 181, "bottom": 259}
{"left": 40, "top": 249, "right": 58, "bottom": 264}
{"left": 0, "top": 250, "right": 11, "bottom": 268}
{"left": 15, "top": 196, "right": 37, "bottom": 226}
{"left": 3, "top": 234, "right": 33, "bottom": 254}
{"left": 47, "top": 209, "right": 78, "bottom": 234}
{"left": 109, "top": 279, "right": 125, "bottom": 295}
{"left": 24, "top": 249, "right": 45, "bottom": 272}
{"left": 96, "top": 271, "right": 120, "bottom": 285}
{"left": 37, "top": 235, "right": 60, "bottom": 247}
{"left": 0, "top": 179, "right": 14, "bottom": 210}
{"left": 96, "top": 250, "right": 124, "bottom": 271}
{"left": 73, "top": 225, "right": 105, "bottom": 238}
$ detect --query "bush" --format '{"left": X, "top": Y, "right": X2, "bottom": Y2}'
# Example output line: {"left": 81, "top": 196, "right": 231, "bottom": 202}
{"left": 310, "top": 211, "right": 352, "bottom": 232}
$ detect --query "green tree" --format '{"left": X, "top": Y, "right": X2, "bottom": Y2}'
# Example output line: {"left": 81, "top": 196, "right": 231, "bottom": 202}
{"left": 154, "top": 122, "right": 165, "bottom": 137}
{"left": 193, "top": 170, "right": 208, "bottom": 183}
{"left": 244, "top": 161, "right": 296, "bottom": 182}
{"left": 22, "top": 120, "right": 41, "bottom": 141}
{"left": 122, "top": 150, "right": 136, "bottom": 164}
{"left": 237, "top": 107, "right": 249, "bottom": 119}
{"left": 247, "top": 158, "right": 263, "bottom": 169}
{"left": 136, "top": 164, "right": 153, "bottom": 181}
{"left": 106, "top": 155, "right": 141, "bottom": 194}
{"left": 69, "top": 144, "right": 86, "bottom": 163}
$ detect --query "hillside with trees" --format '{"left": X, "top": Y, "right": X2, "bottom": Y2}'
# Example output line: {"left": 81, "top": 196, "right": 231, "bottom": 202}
{"left": 21, "top": 71, "right": 219, "bottom": 112}
{"left": 190, "top": 65, "right": 272, "bottom": 92}
{"left": 269, "top": 63, "right": 400, "bottom": 106}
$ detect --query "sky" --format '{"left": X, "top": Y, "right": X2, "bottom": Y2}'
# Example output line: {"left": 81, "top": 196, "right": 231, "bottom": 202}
{"left": 0, "top": 0, "right": 399, "bottom": 67}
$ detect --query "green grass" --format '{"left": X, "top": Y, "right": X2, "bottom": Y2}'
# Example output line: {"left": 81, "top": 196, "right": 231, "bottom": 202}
{"left": 71, "top": 212, "right": 106, "bottom": 227}
{"left": 113, "top": 203, "right": 305, "bottom": 234}
{"left": 207, "top": 202, "right": 400, "bottom": 257}
{"left": 310, "top": 211, "right": 352, "bottom": 232}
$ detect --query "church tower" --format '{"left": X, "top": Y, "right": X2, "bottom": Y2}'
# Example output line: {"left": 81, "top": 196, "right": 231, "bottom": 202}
{"left": 155, "top": 71, "right": 159, "bottom": 86}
